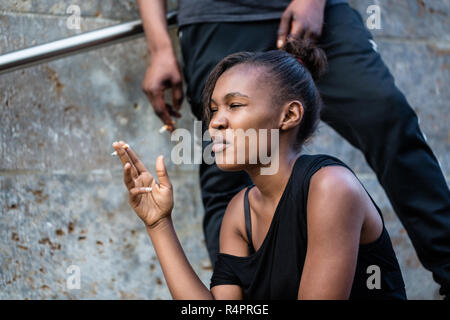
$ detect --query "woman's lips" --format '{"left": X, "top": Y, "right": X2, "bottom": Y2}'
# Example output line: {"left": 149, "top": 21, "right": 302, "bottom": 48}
{"left": 212, "top": 142, "right": 230, "bottom": 153}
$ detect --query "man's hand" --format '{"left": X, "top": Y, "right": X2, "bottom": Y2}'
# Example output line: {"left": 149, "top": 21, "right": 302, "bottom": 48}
{"left": 277, "top": 0, "right": 326, "bottom": 49}
{"left": 142, "top": 49, "right": 184, "bottom": 132}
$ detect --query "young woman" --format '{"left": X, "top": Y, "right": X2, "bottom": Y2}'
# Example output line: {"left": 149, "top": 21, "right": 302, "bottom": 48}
{"left": 112, "top": 39, "right": 406, "bottom": 300}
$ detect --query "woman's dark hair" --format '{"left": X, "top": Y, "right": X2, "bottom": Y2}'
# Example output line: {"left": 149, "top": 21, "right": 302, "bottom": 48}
{"left": 202, "top": 38, "right": 328, "bottom": 149}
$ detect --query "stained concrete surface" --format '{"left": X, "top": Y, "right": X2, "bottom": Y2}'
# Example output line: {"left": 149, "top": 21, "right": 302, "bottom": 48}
{"left": 0, "top": 0, "right": 449, "bottom": 299}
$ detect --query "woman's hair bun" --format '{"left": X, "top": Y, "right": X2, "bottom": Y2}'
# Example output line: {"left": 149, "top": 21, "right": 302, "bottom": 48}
{"left": 282, "top": 37, "right": 328, "bottom": 81}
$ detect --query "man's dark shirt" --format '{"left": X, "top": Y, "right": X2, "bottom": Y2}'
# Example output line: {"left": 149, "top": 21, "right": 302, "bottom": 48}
{"left": 178, "top": 0, "right": 347, "bottom": 27}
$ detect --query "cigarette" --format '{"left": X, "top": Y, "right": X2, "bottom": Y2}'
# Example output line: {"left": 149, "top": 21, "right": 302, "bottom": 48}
{"left": 143, "top": 187, "right": 152, "bottom": 192}
{"left": 159, "top": 125, "right": 169, "bottom": 133}
{"left": 111, "top": 143, "right": 129, "bottom": 156}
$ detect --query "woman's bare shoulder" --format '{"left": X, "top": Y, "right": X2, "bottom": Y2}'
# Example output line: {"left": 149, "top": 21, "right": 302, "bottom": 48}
{"left": 307, "top": 165, "right": 366, "bottom": 225}
{"left": 309, "top": 165, "right": 362, "bottom": 198}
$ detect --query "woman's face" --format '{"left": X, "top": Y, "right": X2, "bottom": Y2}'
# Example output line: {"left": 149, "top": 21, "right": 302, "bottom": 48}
{"left": 208, "top": 64, "right": 281, "bottom": 171}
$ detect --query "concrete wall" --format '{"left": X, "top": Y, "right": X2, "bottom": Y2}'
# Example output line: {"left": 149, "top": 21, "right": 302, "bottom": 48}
{"left": 0, "top": 0, "right": 448, "bottom": 299}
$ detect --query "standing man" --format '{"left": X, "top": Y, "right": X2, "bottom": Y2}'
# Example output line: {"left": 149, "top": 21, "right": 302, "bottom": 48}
{"left": 137, "top": 0, "right": 450, "bottom": 298}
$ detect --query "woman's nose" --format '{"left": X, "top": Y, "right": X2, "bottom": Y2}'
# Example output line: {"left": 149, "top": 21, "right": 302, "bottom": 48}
{"left": 209, "top": 110, "right": 228, "bottom": 130}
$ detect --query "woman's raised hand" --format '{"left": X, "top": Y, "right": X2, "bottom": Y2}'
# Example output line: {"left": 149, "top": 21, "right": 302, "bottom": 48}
{"left": 112, "top": 141, "right": 174, "bottom": 229}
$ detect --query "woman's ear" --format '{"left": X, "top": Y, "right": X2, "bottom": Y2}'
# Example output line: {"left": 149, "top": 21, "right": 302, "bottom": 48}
{"left": 279, "top": 101, "right": 304, "bottom": 131}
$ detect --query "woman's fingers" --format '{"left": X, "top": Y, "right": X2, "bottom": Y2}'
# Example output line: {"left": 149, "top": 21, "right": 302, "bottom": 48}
{"left": 113, "top": 141, "right": 129, "bottom": 166}
{"left": 129, "top": 171, "right": 154, "bottom": 202}
{"left": 155, "top": 155, "right": 172, "bottom": 189}
{"left": 129, "top": 186, "right": 152, "bottom": 204}
{"left": 113, "top": 141, "right": 139, "bottom": 179}
{"left": 123, "top": 163, "right": 135, "bottom": 190}
{"left": 151, "top": 178, "right": 158, "bottom": 192}
{"left": 130, "top": 187, "right": 153, "bottom": 196}
{"left": 141, "top": 171, "right": 154, "bottom": 188}
{"left": 124, "top": 145, "right": 149, "bottom": 174}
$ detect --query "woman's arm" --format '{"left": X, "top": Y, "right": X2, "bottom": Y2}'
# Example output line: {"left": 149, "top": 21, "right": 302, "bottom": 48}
{"left": 298, "top": 166, "right": 367, "bottom": 300}
{"left": 210, "top": 190, "right": 248, "bottom": 300}
{"left": 113, "top": 141, "right": 212, "bottom": 299}
{"left": 146, "top": 218, "right": 214, "bottom": 299}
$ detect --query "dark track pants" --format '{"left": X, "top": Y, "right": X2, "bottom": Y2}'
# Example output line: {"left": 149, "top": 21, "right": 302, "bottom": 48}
{"left": 178, "top": 3, "right": 450, "bottom": 296}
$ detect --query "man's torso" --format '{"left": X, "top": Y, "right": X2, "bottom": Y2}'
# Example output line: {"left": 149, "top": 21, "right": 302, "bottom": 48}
{"left": 177, "top": 0, "right": 347, "bottom": 27}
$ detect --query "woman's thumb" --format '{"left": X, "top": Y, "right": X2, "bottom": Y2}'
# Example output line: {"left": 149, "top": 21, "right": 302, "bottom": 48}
{"left": 155, "top": 155, "right": 171, "bottom": 188}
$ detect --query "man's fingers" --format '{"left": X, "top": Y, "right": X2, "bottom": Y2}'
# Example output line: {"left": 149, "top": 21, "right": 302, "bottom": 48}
{"left": 166, "top": 103, "right": 182, "bottom": 118}
{"left": 303, "top": 28, "right": 320, "bottom": 42}
{"left": 277, "top": 10, "right": 293, "bottom": 49}
{"left": 290, "top": 19, "right": 306, "bottom": 40}
{"left": 172, "top": 81, "right": 184, "bottom": 111}
{"left": 147, "top": 91, "right": 175, "bottom": 132}
{"left": 291, "top": 20, "right": 319, "bottom": 42}
{"left": 155, "top": 155, "right": 171, "bottom": 189}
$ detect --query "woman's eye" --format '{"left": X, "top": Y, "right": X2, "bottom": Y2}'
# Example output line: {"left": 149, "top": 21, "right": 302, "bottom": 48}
{"left": 230, "top": 104, "right": 243, "bottom": 108}
{"left": 210, "top": 108, "right": 217, "bottom": 113}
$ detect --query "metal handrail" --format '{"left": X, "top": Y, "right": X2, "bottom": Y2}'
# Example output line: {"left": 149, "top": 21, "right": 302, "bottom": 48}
{"left": 0, "top": 11, "right": 177, "bottom": 75}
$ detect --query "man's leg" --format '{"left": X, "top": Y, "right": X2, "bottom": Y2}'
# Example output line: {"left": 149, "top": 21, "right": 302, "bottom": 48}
{"left": 317, "top": 4, "right": 450, "bottom": 296}
{"left": 179, "top": 21, "right": 279, "bottom": 266}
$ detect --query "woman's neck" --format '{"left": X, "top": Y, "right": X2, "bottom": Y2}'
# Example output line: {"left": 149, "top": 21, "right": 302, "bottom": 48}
{"left": 246, "top": 148, "right": 301, "bottom": 204}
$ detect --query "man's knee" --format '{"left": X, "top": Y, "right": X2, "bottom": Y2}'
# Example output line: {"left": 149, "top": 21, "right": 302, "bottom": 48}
{"left": 352, "top": 86, "right": 419, "bottom": 137}
{"left": 377, "top": 89, "right": 427, "bottom": 152}
{"left": 380, "top": 88, "right": 417, "bottom": 127}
